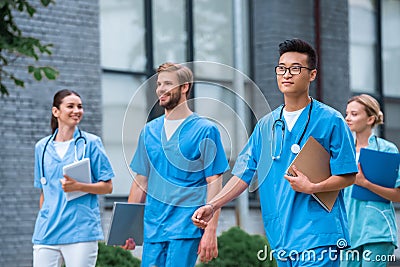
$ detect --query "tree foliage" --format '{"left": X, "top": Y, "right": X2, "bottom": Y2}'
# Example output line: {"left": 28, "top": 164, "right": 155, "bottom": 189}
{"left": 196, "top": 226, "right": 277, "bottom": 267}
{"left": 96, "top": 242, "right": 141, "bottom": 267}
{"left": 0, "top": 0, "right": 59, "bottom": 96}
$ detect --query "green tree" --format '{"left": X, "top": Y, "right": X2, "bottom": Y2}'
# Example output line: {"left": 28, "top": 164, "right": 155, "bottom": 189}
{"left": 0, "top": 0, "right": 59, "bottom": 96}
{"left": 96, "top": 242, "right": 141, "bottom": 267}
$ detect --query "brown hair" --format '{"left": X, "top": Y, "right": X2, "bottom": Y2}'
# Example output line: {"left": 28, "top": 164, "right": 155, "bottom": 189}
{"left": 51, "top": 89, "right": 81, "bottom": 133}
{"left": 348, "top": 94, "right": 383, "bottom": 127}
{"left": 156, "top": 62, "right": 193, "bottom": 98}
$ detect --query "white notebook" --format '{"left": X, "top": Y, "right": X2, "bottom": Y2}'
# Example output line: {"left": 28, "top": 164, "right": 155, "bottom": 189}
{"left": 62, "top": 158, "right": 91, "bottom": 201}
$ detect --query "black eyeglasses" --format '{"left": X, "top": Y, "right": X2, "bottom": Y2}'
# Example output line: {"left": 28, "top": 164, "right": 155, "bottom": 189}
{"left": 275, "top": 66, "right": 313, "bottom": 75}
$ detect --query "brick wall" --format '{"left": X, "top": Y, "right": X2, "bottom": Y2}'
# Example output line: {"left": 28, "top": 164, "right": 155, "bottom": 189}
{"left": 318, "top": 0, "right": 351, "bottom": 114}
{"left": 0, "top": 1, "right": 102, "bottom": 266}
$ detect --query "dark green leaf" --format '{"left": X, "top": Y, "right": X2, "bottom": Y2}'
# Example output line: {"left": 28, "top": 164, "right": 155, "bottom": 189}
{"left": 28, "top": 65, "right": 35, "bottom": 73}
{"left": 40, "top": 0, "right": 54, "bottom": 7}
{"left": 0, "top": 83, "right": 10, "bottom": 96}
{"left": 0, "top": 0, "right": 56, "bottom": 96}
{"left": 17, "top": 2, "right": 24, "bottom": 12}
{"left": 12, "top": 77, "right": 25, "bottom": 87}
{"left": 26, "top": 5, "right": 36, "bottom": 17}
{"left": 33, "top": 68, "right": 42, "bottom": 81}
{"left": 42, "top": 67, "right": 59, "bottom": 80}
{"left": 0, "top": 56, "right": 8, "bottom": 65}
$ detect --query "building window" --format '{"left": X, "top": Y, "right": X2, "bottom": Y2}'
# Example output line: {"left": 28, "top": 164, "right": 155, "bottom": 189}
{"left": 349, "top": 0, "right": 377, "bottom": 93}
{"left": 349, "top": 0, "right": 400, "bottom": 147}
{"left": 153, "top": 0, "right": 187, "bottom": 68}
{"left": 100, "top": 0, "right": 146, "bottom": 72}
{"left": 382, "top": 0, "right": 400, "bottom": 98}
{"left": 382, "top": 0, "right": 400, "bottom": 147}
{"left": 100, "top": 0, "right": 251, "bottom": 197}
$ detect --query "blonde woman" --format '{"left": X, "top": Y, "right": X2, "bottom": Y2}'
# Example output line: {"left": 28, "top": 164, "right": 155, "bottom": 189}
{"left": 342, "top": 94, "right": 400, "bottom": 267}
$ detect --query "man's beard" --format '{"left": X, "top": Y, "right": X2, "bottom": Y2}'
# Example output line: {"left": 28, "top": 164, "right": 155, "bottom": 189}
{"left": 160, "top": 88, "right": 182, "bottom": 110}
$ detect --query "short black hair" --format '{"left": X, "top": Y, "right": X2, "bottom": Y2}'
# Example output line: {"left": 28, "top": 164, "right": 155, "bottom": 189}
{"left": 278, "top": 39, "right": 317, "bottom": 69}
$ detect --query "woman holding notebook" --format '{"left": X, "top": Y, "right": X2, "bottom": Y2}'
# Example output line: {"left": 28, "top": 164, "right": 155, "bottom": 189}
{"left": 32, "top": 89, "right": 114, "bottom": 267}
{"left": 341, "top": 94, "right": 400, "bottom": 267}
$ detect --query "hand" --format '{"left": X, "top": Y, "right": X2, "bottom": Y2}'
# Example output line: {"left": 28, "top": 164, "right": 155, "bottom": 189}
{"left": 284, "top": 165, "right": 315, "bottom": 194}
{"left": 60, "top": 174, "right": 80, "bottom": 192}
{"left": 197, "top": 229, "right": 218, "bottom": 263}
{"left": 121, "top": 238, "right": 136, "bottom": 250}
{"left": 355, "top": 163, "right": 369, "bottom": 187}
{"left": 191, "top": 205, "right": 214, "bottom": 229}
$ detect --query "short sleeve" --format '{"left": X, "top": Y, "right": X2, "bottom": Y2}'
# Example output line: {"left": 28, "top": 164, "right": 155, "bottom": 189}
{"left": 232, "top": 122, "right": 262, "bottom": 184}
{"left": 130, "top": 129, "right": 150, "bottom": 177}
{"left": 202, "top": 125, "right": 229, "bottom": 178}
{"left": 329, "top": 117, "right": 358, "bottom": 176}
{"left": 89, "top": 137, "right": 115, "bottom": 182}
{"left": 34, "top": 142, "right": 43, "bottom": 189}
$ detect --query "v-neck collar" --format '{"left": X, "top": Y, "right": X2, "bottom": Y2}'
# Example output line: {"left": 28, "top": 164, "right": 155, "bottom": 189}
{"left": 283, "top": 101, "right": 312, "bottom": 140}
{"left": 161, "top": 113, "right": 196, "bottom": 144}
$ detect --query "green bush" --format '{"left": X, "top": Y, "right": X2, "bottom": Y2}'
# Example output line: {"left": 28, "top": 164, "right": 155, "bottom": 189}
{"left": 196, "top": 227, "right": 277, "bottom": 267}
{"left": 96, "top": 242, "right": 141, "bottom": 267}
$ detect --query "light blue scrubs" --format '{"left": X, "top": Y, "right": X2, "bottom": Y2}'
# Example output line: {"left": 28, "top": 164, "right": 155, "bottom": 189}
{"left": 233, "top": 99, "right": 358, "bottom": 260}
{"left": 130, "top": 113, "right": 229, "bottom": 260}
{"left": 32, "top": 127, "right": 114, "bottom": 245}
{"left": 341, "top": 135, "right": 399, "bottom": 267}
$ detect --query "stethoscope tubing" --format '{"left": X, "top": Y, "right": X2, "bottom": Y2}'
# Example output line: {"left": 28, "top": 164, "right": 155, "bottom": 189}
{"left": 41, "top": 129, "right": 87, "bottom": 178}
{"left": 271, "top": 98, "right": 313, "bottom": 160}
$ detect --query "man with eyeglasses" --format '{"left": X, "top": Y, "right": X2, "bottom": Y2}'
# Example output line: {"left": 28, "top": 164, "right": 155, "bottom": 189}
{"left": 192, "top": 38, "right": 358, "bottom": 267}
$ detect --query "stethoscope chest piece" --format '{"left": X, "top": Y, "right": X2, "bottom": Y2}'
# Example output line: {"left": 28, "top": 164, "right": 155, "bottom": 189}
{"left": 40, "top": 177, "right": 47, "bottom": 185}
{"left": 291, "top": 144, "right": 301, "bottom": 154}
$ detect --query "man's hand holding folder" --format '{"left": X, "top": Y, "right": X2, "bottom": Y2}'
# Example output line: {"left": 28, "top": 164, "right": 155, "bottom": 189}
{"left": 284, "top": 165, "right": 316, "bottom": 194}
{"left": 284, "top": 136, "right": 347, "bottom": 212}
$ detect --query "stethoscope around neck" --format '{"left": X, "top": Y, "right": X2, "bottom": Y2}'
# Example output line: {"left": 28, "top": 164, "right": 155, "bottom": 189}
{"left": 271, "top": 98, "right": 313, "bottom": 160}
{"left": 40, "top": 128, "right": 87, "bottom": 184}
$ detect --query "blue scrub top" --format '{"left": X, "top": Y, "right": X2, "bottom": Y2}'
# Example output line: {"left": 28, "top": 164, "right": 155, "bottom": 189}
{"left": 232, "top": 99, "right": 358, "bottom": 254}
{"left": 32, "top": 127, "right": 114, "bottom": 245}
{"left": 344, "top": 135, "right": 400, "bottom": 249}
{"left": 130, "top": 113, "right": 229, "bottom": 242}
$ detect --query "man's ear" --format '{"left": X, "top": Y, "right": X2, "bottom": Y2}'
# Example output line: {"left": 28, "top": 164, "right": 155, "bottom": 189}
{"left": 181, "top": 83, "right": 189, "bottom": 95}
{"left": 309, "top": 69, "right": 317, "bottom": 82}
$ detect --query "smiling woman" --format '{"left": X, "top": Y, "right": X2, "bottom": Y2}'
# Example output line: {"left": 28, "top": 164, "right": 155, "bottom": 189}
{"left": 32, "top": 89, "right": 115, "bottom": 267}
{"left": 51, "top": 91, "right": 84, "bottom": 135}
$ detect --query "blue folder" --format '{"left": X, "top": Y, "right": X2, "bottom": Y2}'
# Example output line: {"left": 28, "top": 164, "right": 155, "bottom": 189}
{"left": 351, "top": 148, "right": 400, "bottom": 203}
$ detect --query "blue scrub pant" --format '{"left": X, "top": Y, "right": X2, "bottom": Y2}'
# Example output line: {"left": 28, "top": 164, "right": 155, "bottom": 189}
{"left": 340, "top": 242, "right": 395, "bottom": 267}
{"left": 141, "top": 238, "right": 201, "bottom": 267}
{"left": 276, "top": 246, "right": 340, "bottom": 267}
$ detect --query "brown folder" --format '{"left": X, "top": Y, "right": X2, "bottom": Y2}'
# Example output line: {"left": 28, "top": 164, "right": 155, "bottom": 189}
{"left": 286, "top": 136, "right": 339, "bottom": 212}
